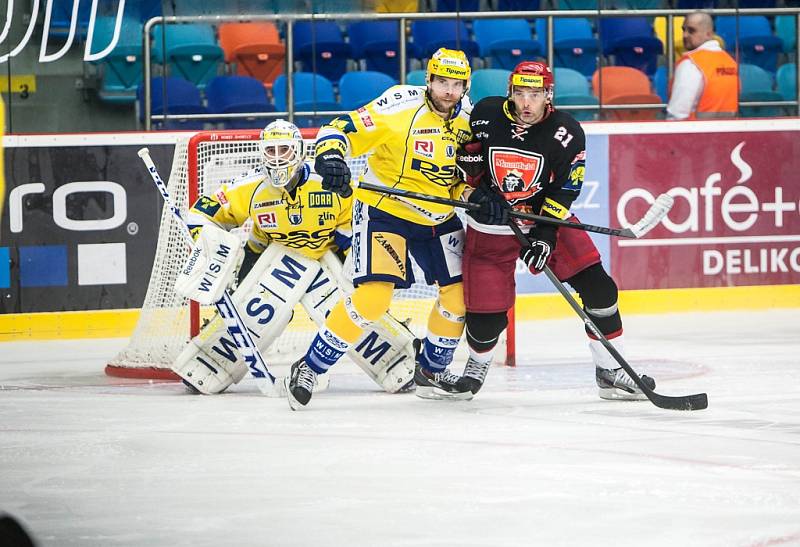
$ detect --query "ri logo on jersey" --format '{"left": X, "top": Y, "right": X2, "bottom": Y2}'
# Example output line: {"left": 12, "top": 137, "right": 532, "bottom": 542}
{"left": 488, "top": 147, "right": 544, "bottom": 202}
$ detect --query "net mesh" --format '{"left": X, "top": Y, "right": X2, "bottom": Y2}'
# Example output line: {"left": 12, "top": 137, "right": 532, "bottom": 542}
{"left": 107, "top": 130, "right": 477, "bottom": 378}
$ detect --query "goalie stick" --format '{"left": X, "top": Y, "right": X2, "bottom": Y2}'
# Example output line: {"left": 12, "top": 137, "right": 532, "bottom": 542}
{"left": 137, "top": 147, "right": 281, "bottom": 397}
{"left": 358, "top": 182, "right": 674, "bottom": 239}
{"left": 506, "top": 220, "right": 708, "bottom": 411}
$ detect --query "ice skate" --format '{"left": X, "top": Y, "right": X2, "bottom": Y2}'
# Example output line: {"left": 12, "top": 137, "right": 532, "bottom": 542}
{"left": 286, "top": 358, "right": 318, "bottom": 410}
{"left": 596, "top": 367, "right": 656, "bottom": 401}
{"left": 456, "top": 357, "right": 492, "bottom": 395}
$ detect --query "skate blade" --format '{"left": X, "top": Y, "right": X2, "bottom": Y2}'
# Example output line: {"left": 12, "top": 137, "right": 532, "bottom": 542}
{"left": 414, "top": 385, "right": 473, "bottom": 401}
{"left": 598, "top": 387, "right": 648, "bottom": 401}
{"left": 285, "top": 377, "right": 303, "bottom": 411}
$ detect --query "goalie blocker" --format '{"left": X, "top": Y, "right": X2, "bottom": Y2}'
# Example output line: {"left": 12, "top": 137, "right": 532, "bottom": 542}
{"left": 173, "top": 242, "right": 417, "bottom": 394}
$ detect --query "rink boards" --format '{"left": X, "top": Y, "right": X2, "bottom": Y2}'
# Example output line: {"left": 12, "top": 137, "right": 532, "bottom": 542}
{"left": 1, "top": 118, "right": 799, "bottom": 339}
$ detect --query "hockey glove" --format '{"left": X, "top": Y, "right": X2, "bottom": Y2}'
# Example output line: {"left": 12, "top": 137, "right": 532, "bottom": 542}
{"left": 519, "top": 224, "right": 558, "bottom": 274}
{"left": 314, "top": 149, "right": 352, "bottom": 198}
{"left": 456, "top": 141, "right": 486, "bottom": 188}
{"left": 467, "top": 184, "right": 510, "bottom": 226}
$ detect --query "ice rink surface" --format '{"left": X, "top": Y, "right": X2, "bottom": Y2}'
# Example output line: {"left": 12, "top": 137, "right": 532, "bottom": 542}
{"left": 1, "top": 309, "right": 799, "bottom": 547}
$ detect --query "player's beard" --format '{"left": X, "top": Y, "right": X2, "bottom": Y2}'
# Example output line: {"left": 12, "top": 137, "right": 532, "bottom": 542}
{"left": 430, "top": 94, "right": 459, "bottom": 117}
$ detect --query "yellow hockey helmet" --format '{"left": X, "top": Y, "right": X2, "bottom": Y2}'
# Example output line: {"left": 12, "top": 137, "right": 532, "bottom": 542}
{"left": 425, "top": 47, "right": 471, "bottom": 94}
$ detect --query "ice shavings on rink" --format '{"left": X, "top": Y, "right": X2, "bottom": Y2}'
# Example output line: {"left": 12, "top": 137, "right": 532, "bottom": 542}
{"left": 1, "top": 309, "right": 799, "bottom": 547}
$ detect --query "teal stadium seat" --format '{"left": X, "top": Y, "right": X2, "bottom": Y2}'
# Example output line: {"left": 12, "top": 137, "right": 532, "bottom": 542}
{"left": 716, "top": 16, "right": 783, "bottom": 74}
{"left": 151, "top": 24, "right": 224, "bottom": 88}
{"left": 739, "top": 63, "right": 784, "bottom": 118}
{"left": 554, "top": 67, "right": 598, "bottom": 121}
{"left": 339, "top": 71, "right": 397, "bottom": 111}
{"left": 406, "top": 70, "right": 427, "bottom": 86}
{"left": 775, "top": 16, "right": 797, "bottom": 56}
{"left": 90, "top": 16, "right": 143, "bottom": 104}
{"left": 469, "top": 69, "right": 511, "bottom": 103}
{"left": 776, "top": 63, "right": 797, "bottom": 102}
{"left": 273, "top": 72, "right": 340, "bottom": 127}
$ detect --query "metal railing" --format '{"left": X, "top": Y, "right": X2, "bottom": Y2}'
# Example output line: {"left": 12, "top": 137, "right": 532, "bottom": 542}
{"left": 142, "top": 7, "right": 800, "bottom": 129}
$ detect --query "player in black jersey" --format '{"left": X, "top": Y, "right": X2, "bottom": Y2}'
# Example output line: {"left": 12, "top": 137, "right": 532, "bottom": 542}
{"left": 456, "top": 61, "right": 657, "bottom": 400}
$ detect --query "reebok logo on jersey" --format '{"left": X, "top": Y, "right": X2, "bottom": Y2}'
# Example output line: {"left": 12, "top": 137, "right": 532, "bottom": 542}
{"left": 489, "top": 147, "right": 544, "bottom": 201}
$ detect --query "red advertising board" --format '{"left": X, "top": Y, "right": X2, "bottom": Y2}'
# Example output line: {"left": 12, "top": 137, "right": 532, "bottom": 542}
{"left": 610, "top": 131, "right": 800, "bottom": 289}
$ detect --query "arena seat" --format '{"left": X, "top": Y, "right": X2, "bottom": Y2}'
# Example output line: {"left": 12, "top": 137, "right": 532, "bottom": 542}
{"left": 473, "top": 19, "right": 543, "bottom": 71}
{"left": 218, "top": 22, "right": 285, "bottom": 88}
{"left": 536, "top": 18, "right": 599, "bottom": 78}
{"left": 273, "top": 72, "right": 340, "bottom": 127}
{"left": 205, "top": 75, "right": 275, "bottom": 129}
{"left": 90, "top": 16, "right": 143, "bottom": 104}
{"left": 654, "top": 16, "right": 687, "bottom": 59}
{"left": 434, "top": 0, "right": 480, "bottom": 11}
{"left": 411, "top": 20, "right": 480, "bottom": 63}
{"left": 348, "top": 21, "right": 420, "bottom": 80}
{"left": 739, "top": 63, "right": 784, "bottom": 117}
{"left": 137, "top": 77, "right": 207, "bottom": 130}
{"left": 775, "top": 16, "right": 796, "bottom": 55}
{"left": 293, "top": 21, "right": 352, "bottom": 83}
{"left": 600, "top": 93, "right": 663, "bottom": 121}
{"left": 554, "top": 67, "right": 597, "bottom": 121}
{"left": 151, "top": 24, "right": 224, "bottom": 88}
{"left": 338, "top": 71, "right": 397, "bottom": 111}
{"left": 776, "top": 63, "right": 797, "bottom": 101}
{"left": 653, "top": 65, "right": 668, "bottom": 103}
{"left": 47, "top": 0, "right": 93, "bottom": 38}
{"left": 599, "top": 18, "right": 663, "bottom": 76}
{"left": 406, "top": 70, "right": 427, "bottom": 86}
{"left": 470, "top": 68, "right": 511, "bottom": 103}
{"left": 716, "top": 16, "right": 782, "bottom": 73}
{"left": 592, "top": 66, "right": 661, "bottom": 120}
{"left": 497, "top": 0, "right": 540, "bottom": 9}
{"left": 554, "top": 94, "right": 599, "bottom": 121}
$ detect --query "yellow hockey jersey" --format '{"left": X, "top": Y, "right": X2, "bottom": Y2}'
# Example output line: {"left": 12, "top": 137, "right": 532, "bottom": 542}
{"left": 315, "top": 85, "right": 472, "bottom": 226}
{"left": 186, "top": 163, "right": 352, "bottom": 260}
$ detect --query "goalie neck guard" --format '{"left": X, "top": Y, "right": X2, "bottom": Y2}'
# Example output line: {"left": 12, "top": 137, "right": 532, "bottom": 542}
{"left": 259, "top": 120, "right": 307, "bottom": 192}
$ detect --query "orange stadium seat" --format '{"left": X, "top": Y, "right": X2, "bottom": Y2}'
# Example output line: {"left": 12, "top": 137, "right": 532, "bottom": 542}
{"left": 592, "top": 66, "right": 661, "bottom": 121}
{"left": 218, "top": 22, "right": 285, "bottom": 88}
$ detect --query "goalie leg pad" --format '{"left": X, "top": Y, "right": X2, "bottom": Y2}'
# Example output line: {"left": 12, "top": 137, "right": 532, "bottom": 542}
{"left": 300, "top": 252, "right": 416, "bottom": 393}
{"left": 173, "top": 245, "right": 324, "bottom": 393}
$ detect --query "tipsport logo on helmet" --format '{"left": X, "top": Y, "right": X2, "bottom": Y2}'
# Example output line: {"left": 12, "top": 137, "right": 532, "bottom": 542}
{"left": 512, "top": 74, "right": 544, "bottom": 87}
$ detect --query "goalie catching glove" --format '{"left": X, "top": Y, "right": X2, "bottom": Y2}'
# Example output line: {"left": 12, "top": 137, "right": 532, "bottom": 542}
{"left": 174, "top": 223, "right": 243, "bottom": 305}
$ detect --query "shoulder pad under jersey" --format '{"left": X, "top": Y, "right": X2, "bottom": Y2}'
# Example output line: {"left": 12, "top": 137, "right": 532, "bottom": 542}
{"left": 369, "top": 84, "right": 426, "bottom": 114}
{"left": 228, "top": 165, "right": 266, "bottom": 189}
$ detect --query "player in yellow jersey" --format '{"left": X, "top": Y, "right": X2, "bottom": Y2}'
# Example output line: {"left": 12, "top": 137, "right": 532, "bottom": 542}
{"left": 172, "top": 120, "right": 417, "bottom": 395}
{"left": 285, "top": 48, "right": 474, "bottom": 409}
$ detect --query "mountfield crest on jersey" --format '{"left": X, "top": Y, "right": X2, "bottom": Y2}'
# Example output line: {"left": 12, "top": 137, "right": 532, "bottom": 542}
{"left": 488, "top": 147, "right": 544, "bottom": 200}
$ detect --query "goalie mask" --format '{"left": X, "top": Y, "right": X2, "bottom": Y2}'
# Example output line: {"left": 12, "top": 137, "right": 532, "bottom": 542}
{"left": 259, "top": 120, "right": 306, "bottom": 191}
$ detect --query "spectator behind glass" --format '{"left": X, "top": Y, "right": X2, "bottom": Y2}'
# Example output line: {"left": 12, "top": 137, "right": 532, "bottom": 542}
{"left": 667, "top": 11, "right": 739, "bottom": 120}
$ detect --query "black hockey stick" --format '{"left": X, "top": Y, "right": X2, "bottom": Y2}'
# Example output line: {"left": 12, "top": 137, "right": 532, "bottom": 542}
{"left": 507, "top": 220, "right": 708, "bottom": 411}
{"left": 358, "top": 182, "right": 674, "bottom": 239}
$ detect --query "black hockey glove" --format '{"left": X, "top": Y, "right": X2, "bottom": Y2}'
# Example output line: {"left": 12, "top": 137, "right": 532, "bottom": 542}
{"left": 467, "top": 184, "right": 510, "bottom": 226}
{"left": 314, "top": 149, "right": 352, "bottom": 198}
{"left": 519, "top": 224, "right": 558, "bottom": 273}
{"left": 456, "top": 141, "right": 485, "bottom": 188}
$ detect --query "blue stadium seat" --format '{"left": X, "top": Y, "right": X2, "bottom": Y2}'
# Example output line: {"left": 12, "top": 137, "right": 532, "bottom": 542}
{"left": 205, "top": 76, "right": 275, "bottom": 129}
{"left": 273, "top": 72, "right": 339, "bottom": 127}
{"left": 90, "top": 16, "right": 143, "bottom": 104}
{"left": 339, "top": 71, "right": 397, "bottom": 111}
{"left": 473, "top": 19, "right": 543, "bottom": 70}
{"left": 716, "top": 16, "right": 783, "bottom": 73}
{"left": 435, "top": 0, "right": 480, "bottom": 11}
{"left": 599, "top": 18, "right": 663, "bottom": 76}
{"left": 47, "top": 0, "right": 94, "bottom": 38}
{"left": 348, "top": 21, "right": 420, "bottom": 80}
{"left": 775, "top": 16, "right": 797, "bottom": 55}
{"left": 615, "top": 0, "right": 660, "bottom": 7}
{"left": 776, "top": 63, "right": 797, "bottom": 101}
{"left": 653, "top": 65, "right": 668, "bottom": 103}
{"left": 411, "top": 20, "right": 480, "bottom": 63}
{"left": 536, "top": 18, "right": 599, "bottom": 77}
{"left": 137, "top": 77, "right": 207, "bottom": 130}
{"left": 151, "top": 24, "right": 224, "bottom": 88}
{"left": 497, "top": 0, "right": 541, "bottom": 9}
{"left": 293, "top": 22, "right": 352, "bottom": 83}
{"left": 739, "top": 63, "right": 784, "bottom": 118}
{"left": 131, "top": 0, "right": 162, "bottom": 22}
{"left": 674, "top": 0, "right": 717, "bottom": 6}
{"left": 406, "top": 70, "right": 427, "bottom": 86}
{"left": 469, "top": 68, "right": 511, "bottom": 103}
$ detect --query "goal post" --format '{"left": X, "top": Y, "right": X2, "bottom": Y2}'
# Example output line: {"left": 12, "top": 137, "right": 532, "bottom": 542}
{"left": 106, "top": 128, "right": 512, "bottom": 380}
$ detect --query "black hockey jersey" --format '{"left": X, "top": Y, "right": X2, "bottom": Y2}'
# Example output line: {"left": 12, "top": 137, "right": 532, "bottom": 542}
{"left": 468, "top": 96, "right": 586, "bottom": 232}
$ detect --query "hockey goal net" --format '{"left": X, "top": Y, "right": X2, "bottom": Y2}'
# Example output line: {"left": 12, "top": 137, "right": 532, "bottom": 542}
{"left": 106, "top": 128, "right": 513, "bottom": 380}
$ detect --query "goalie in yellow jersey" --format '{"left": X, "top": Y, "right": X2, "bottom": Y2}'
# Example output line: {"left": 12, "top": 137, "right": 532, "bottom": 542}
{"left": 285, "top": 48, "right": 475, "bottom": 409}
{"left": 172, "top": 120, "right": 418, "bottom": 395}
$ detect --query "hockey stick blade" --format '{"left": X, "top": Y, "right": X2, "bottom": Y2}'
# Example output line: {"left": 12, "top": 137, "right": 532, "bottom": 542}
{"left": 137, "top": 147, "right": 283, "bottom": 398}
{"left": 506, "top": 218, "right": 707, "bottom": 411}
{"left": 627, "top": 193, "right": 674, "bottom": 239}
{"left": 358, "top": 182, "right": 660, "bottom": 239}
